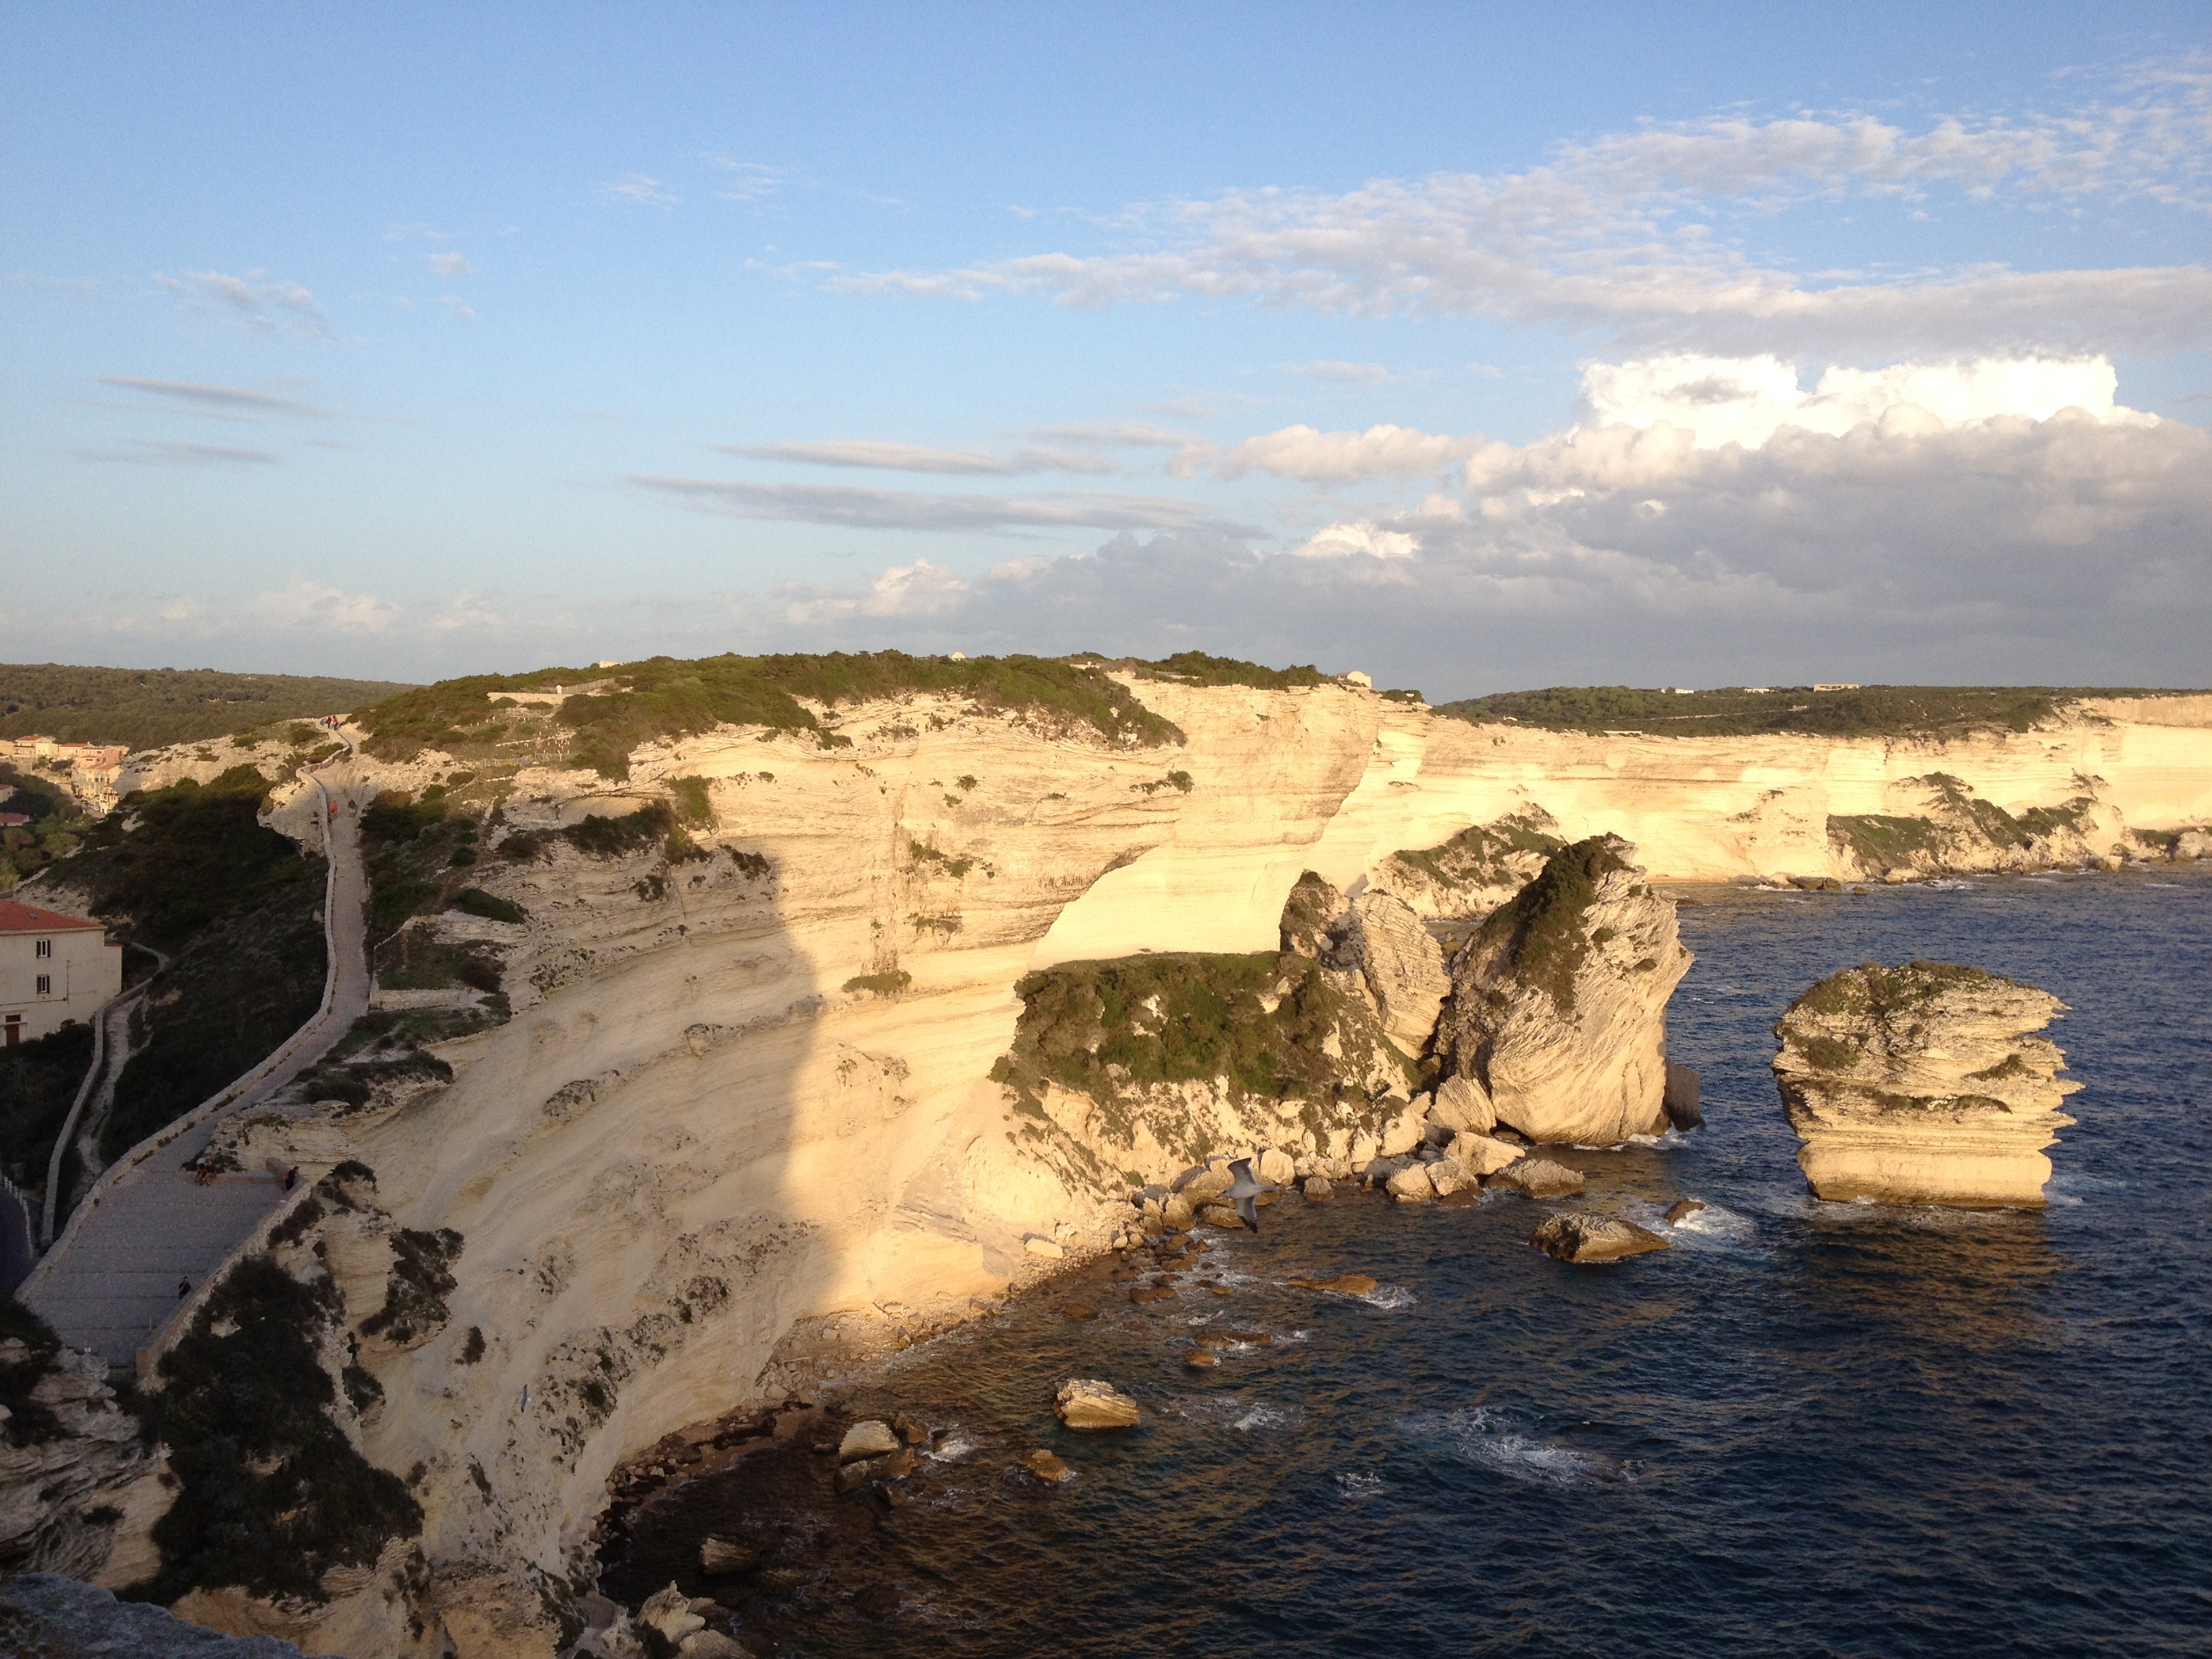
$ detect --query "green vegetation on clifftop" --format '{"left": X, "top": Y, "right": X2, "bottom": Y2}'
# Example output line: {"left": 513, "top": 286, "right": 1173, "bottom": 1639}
{"left": 1437, "top": 684, "right": 2201, "bottom": 740}
{"left": 358, "top": 651, "right": 1183, "bottom": 778}
{"left": 0, "top": 663, "right": 412, "bottom": 751}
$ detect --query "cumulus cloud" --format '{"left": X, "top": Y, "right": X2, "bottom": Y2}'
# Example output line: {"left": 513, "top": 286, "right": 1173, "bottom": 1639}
{"left": 822, "top": 78, "right": 2212, "bottom": 357}
{"left": 155, "top": 268, "right": 331, "bottom": 338}
{"left": 628, "top": 475, "right": 1253, "bottom": 535}
{"left": 427, "top": 251, "right": 476, "bottom": 278}
{"left": 1581, "top": 352, "right": 2152, "bottom": 449}
{"left": 1287, "top": 521, "right": 1421, "bottom": 559}
{"left": 243, "top": 578, "right": 401, "bottom": 634}
{"left": 711, "top": 439, "right": 1118, "bottom": 476}
{"left": 1218, "top": 423, "right": 1479, "bottom": 483}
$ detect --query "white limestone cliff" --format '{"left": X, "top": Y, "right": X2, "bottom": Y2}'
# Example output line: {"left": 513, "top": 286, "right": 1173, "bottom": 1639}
{"left": 1773, "top": 961, "right": 2080, "bottom": 1206}
{"left": 1435, "top": 838, "right": 1692, "bottom": 1145}
{"left": 46, "top": 679, "right": 2212, "bottom": 1656}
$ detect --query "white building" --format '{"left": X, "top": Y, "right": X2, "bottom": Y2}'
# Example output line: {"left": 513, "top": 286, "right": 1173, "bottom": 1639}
{"left": 0, "top": 898, "right": 122, "bottom": 1045}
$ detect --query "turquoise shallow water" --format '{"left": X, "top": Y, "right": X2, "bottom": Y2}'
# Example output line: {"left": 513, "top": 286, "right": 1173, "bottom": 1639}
{"left": 600, "top": 869, "right": 2212, "bottom": 1656}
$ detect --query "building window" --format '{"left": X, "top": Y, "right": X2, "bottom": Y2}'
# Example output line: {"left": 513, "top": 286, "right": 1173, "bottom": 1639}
{"left": 35, "top": 939, "right": 51, "bottom": 958}
{"left": 36, "top": 975, "right": 52, "bottom": 995}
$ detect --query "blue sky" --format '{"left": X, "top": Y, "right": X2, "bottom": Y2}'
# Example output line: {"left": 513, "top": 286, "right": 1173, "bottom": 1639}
{"left": 4, "top": 3, "right": 2208, "bottom": 697}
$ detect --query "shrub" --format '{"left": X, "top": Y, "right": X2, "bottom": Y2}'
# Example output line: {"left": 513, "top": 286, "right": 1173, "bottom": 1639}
{"left": 498, "top": 832, "right": 542, "bottom": 861}
{"left": 563, "top": 802, "right": 674, "bottom": 857}
{"left": 667, "top": 775, "right": 714, "bottom": 827}
{"left": 359, "top": 1227, "right": 464, "bottom": 1345}
{"left": 136, "top": 1256, "right": 422, "bottom": 1602}
{"left": 842, "top": 971, "right": 913, "bottom": 996}
{"left": 452, "top": 888, "right": 525, "bottom": 924}
{"left": 1472, "top": 836, "right": 1633, "bottom": 1015}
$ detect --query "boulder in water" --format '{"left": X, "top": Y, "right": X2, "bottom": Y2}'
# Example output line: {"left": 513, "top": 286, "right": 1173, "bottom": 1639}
{"left": 1446, "top": 1131, "right": 1522, "bottom": 1176}
{"left": 1773, "top": 960, "right": 2080, "bottom": 1206}
{"left": 1302, "top": 1175, "right": 1334, "bottom": 1200}
{"left": 1199, "top": 1204, "right": 1245, "bottom": 1229}
{"left": 1529, "top": 1212, "right": 1671, "bottom": 1263}
{"left": 1662, "top": 1061, "right": 1703, "bottom": 1130}
{"left": 699, "top": 1537, "right": 758, "bottom": 1576}
{"left": 838, "top": 1420, "right": 900, "bottom": 1461}
{"left": 1055, "top": 1378, "right": 1141, "bottom": 1429}
{"left": 1663, "top": 1198, "right": 1706, "bottom": 1225}
{"left": 1489, "top": 1157, "right": 1586, "bottom": 1198}
{"left": 1019, "top": 1448, "right": 1073, "bottom": 1482}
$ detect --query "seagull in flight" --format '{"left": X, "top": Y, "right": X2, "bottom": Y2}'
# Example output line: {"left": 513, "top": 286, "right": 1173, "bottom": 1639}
{"left": 1225, "top": 1158, "right": 1274, "bottom": 1231}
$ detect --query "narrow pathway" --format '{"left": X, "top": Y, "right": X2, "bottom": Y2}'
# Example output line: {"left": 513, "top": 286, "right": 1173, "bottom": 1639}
{"left": 20, "top": 760, "right": 372, "bottom": 1368}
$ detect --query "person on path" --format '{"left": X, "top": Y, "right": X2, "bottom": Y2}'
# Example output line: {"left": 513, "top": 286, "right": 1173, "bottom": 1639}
{"left": 176, "top": 1277, "right": 190, "bottom": 1298}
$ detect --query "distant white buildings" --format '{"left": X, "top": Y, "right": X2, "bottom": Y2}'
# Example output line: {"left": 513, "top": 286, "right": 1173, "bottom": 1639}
{"left": 1813, "top": 683, "right": 1862, "bottom": 692}
{"left": 0, "top": 897, "right": 122, "bottom": 1045}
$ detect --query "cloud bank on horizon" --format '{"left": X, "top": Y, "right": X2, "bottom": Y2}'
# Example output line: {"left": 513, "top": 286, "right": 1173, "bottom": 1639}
{"left": 3, "top": 8, "right": 2207, "bottom": 696}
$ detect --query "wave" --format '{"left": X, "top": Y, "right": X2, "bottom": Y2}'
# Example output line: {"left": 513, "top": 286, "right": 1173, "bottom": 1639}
{"left": 1336, "top": 1472, "right": 1387, "bottom": 1500}
{"left": 1410, "top": 1407, "right": 1639, "bottom": 1490}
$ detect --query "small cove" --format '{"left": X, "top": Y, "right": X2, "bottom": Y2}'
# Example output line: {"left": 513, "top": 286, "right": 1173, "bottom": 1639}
{"left": 599, "top": 869, "right": 2212, "bottom": 1657}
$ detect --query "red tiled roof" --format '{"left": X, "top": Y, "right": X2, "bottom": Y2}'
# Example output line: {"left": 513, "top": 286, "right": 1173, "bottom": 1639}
{"left": 0, "top": 899, "right": 105, "bottom": 934}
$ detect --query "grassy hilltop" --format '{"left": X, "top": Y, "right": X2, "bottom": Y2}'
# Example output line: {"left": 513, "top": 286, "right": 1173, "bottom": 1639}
{"left": 1435, "top": 684, "right": 2205, "bottom": 740}
{"left": 0, "top": 663, "right": 415, "bottom": 752}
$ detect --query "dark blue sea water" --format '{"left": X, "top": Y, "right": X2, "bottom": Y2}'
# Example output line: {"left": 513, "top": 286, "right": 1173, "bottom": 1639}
{"left": 600, "top": 870, "right": 2212, "bottom": 1656}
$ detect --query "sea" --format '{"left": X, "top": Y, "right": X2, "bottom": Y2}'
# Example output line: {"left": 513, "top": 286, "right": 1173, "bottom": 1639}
{"left": 599, "top": 868, "right": 2212, "bottom": 1657}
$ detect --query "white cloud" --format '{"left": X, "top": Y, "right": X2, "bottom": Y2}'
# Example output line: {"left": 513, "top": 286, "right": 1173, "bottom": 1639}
{"left": 705, "top": 157, "right": 787, "bottom": 201}
{"left": 601, "top": 173, "right": 679, "bottom": 207}
{"left": 155, "top": 268, "right": 331, "bottom": 338}
{"left": 1288, "top": 360, "right": 1396, "bottom": 386}
{"left": 427, "top": 251, "right": 476, "bottom": 278}
{"left": 243, "top": 578, "right": 401, "bottom": 634}
{"left": 1218, "top": 423, "right": 1479, "bottom": 483}
{"left": 822, "top": 77, "right": 2212, "bottom": 357}
{"left": 1582, "top": 352, "right": 2152, "bottom": 449}
{"left": 629, "top": 475, "right": 1252, "bottom": 535}
{"left": 711, "top": 439, "right": 1118, "bottom": 476}
{"left": 1288, "top": 521, "right": 1421, "bottom": 559}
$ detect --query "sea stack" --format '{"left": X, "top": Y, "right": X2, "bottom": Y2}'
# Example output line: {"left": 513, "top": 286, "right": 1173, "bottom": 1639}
{"left": 1435, "top": 836, "right": 1693, "bottom": 1144}
{"left": 1772, "top": 960, "right": 2080, "bottom": 1206}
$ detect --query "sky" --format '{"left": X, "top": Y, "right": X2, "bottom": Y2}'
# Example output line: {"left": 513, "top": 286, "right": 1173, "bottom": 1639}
{"left": 3, "top": 2, "right": 2209, "bottom": 699}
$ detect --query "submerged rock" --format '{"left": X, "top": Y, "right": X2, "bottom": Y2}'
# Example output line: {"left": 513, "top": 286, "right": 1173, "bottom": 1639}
{"left": 1054, "top": 1378, "right": 1141, "bottom": 1429}
{"left": 1528, "top": 1212, "right": 1671, "bottom": 1263}
{"left": 1019, "top": 1448, "right": 1072, "bottom": 1482}
{"left": 1663, "top": 1198, "right": 1706, "bottom": 1225}
{"left": 1436, "top": 837, "right": 1693, "bottom": 1145}
{"left": 1301, "top": 1175, "right": 1334, "bottom": 1200}
{"left": 1772, "top": 960, "right": 2080, "bottom": 1206}
{"left": 1488, "top": 1157, "right": 1586, "bottom": 1199}
{"left": 699, "top": 1536, "right": 758, "bottom": 1576}
{"left": 1287, "top": 1273, "right": 1378, "bottom": 1296}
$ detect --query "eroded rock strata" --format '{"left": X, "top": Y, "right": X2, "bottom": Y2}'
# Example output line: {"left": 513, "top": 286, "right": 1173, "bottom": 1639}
{"left": 1772, "top": 961, "right": 2081, "bottom": 1206}
{"left": 1435, "top": 837, "right": 1693, "bottom": 1145}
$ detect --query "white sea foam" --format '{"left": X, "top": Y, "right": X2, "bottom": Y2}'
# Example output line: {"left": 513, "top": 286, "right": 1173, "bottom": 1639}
{"left": 1665, "top": 1201, "right": 1755, "bottom": 1242}
{"left": 1361, "top": 1285, "right": 1416, "bottom": 1311}
{"left": 1336, "top": 1472, "right": 1387, "bottom": 1500}
{"left": 1416, "top": 1408, "right": 1637, "bottom": 1489}
{"left": 1233, "top": 1404, "right": 1298, "bottom": 1433}
{"left": 927, "top": 1435, "right": 977, "bottom": 1463}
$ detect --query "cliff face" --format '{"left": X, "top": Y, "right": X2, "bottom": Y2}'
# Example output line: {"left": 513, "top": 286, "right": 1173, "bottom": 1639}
{"left": 1773, "top": 962, "right": 2080, "bottom": 1207}
{"left": 63, "top": 682, "right": 2211, "bottom": 1656}
{"left": 1435, "top": 838, "right": 1692, "bottom": 1145}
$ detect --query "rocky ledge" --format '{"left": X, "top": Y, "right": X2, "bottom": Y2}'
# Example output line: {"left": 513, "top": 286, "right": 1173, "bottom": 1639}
{"left": 1772, "top": 960, "right": 2081, "bottom": 1206}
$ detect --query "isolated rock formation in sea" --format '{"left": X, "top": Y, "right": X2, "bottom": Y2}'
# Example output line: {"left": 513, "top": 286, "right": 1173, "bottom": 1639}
{"left": 1054, "top": 1379, "right": 1140, "bottom": 1430}
{"left": 1435, "top": 836, "right": 1692, "bottom": 1144}
{"left": 1527, "top": 1212, "right": 1671, "bottom": 1263}
{"left": 1772, "top": 960, "right": 2081, "bottom": 1206}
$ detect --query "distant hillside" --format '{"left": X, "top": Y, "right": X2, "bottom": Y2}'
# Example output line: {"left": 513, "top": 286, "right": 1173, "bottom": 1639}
{"left": 0, "top": 663, "right": 416, "bottom": 752}
{"left": 1434, "top": 684, "right": 2208, "bottom": 741}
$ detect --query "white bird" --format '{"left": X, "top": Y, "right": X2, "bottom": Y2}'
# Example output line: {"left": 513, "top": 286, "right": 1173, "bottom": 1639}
{"left": 1225, "top": 1158, "right": 1274, "bottom": 1231}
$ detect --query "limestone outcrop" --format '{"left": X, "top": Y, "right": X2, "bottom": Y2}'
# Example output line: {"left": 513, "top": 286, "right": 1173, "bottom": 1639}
{"left": 1435, "top": 837, "right": 1692, "bottom": 1145}
{"left": 1345, "top": 892, "right": 1450, "bottom": 1052}
{"left": 0, "top": 1326, "right": 156, "bottom": 1582}
{"left": 1773, "top": 960, "right": 2081, "bottom": 1206}
{"left": 0, "top": 1572, "right": 306, "bottom": 1656}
